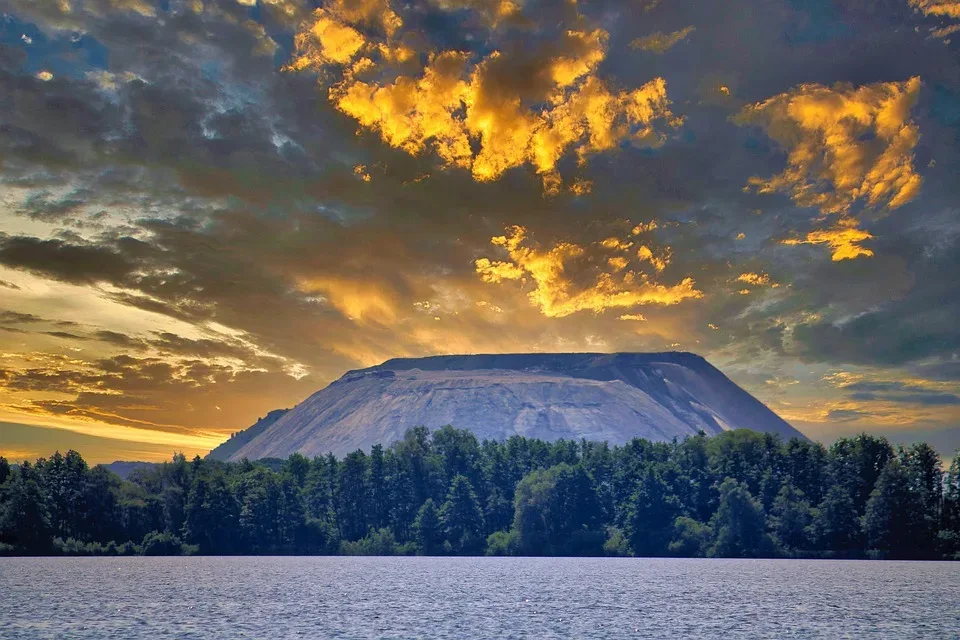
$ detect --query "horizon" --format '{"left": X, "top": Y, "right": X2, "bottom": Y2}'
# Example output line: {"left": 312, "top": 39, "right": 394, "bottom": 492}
{"left": 4, "top": 347, "right": 959, "bottom": 464}
{"left": 2, "top": 0, "right": 960, "bottom": 464}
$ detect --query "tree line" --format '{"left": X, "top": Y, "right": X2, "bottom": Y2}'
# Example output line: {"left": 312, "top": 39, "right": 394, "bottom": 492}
{"left": 1, "top": 427, "right": 959, "bottom": 559}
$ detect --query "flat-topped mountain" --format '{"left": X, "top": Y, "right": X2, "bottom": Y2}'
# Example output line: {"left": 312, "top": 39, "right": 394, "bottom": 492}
{"left": 209, "top": 352, "right": 805, "bottom": 461}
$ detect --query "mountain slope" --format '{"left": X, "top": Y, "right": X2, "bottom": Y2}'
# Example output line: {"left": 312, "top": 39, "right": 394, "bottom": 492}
{"left": 207, "top": 408, "right": 290, "bottom": 461}
{"left": 221, "top": 352, "right": 804, "bottom": 461}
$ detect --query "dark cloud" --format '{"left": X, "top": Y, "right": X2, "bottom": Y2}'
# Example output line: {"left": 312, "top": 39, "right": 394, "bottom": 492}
{"left": 0, "top": 235, "right": 138, "bottom": 284}
{"left": 0, "top": 0, "right": 959, "bottom": 455}
{"left": 843, "top": 380, "right": 960, "bottom": 405}
{"left": 0, "top": 310, "right": 44, "bottom": 324}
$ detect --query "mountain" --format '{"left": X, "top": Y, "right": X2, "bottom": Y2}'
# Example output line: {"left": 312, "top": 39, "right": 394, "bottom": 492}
{"left": 207, "top": 409, "right": 290, "bottom": 461}
{"left": 99, "top": 461, "right": 159, "bottom": 479}
{"left": 214, "top": 352, "right": 805, "bottom": 461}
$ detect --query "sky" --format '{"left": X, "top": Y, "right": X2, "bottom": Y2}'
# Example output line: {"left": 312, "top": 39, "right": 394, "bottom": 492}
{"left": 0, "top": 0, "right": 959, "bottom": 464}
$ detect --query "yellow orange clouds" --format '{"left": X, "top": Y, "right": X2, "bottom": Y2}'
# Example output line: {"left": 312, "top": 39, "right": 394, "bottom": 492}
{"left": 475, "top": 226, "right": 701, "bottom": 318}
{"left": 736, "top": 77, "right": 923, "bottom": 260}
{"left": 284, "top": 1, "right": 681, "bottom": 193}
{"left": 735, "top": 77, "right": 922, "bottom": 215}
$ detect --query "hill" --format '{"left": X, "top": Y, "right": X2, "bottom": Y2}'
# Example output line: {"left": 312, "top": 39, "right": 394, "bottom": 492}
{"left": 210, "top": 352, "right": 804, "bottom": 461}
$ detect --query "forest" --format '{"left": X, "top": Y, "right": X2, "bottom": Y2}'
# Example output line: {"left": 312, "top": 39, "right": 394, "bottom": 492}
{"left": 1, "top": 427, "right": 958, "bottom": 559}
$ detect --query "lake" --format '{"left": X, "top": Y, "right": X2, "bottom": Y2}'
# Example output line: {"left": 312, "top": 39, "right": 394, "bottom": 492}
{"left": 0, "top": 557, "right": 957, "bottom": 638}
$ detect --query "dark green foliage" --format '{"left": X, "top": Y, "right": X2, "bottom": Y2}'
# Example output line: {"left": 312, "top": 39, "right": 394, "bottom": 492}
{"left": 942, "top": 453, "right": 960, "bottom": 559}
{"left": 440, "top": 475, "right": 485, "bottom": 554}
{"left": 810, "top": 483, "right": 862, "bottom": 554}
{"left": 0, "top": 464, "right": 51, "bottom": 553}
{"left": 623, "top": 469, "right": 681, "bottom": 557}
{"left": 511, "top": 464, "right": 604, "bottom": 555}
{"left": 602, "top": 527, "right": 632, "bottom": 556}
{"left": 0, "top": 429, "right": 954, "bottom": 559}
{"left": 413, "top": 498, "right": 443, "bottom": 554}
{"left": 668, "top": 517, "right": 712, "bottom": 557}
{"left": 708, "top": 478, "right": 776, "bottom": 558}
{"left": 485, "top": 529, "right": 520, "bottom": 556}
{"left": 864, "top": 459, "right": 922, "bottom": 558}
{"left": 339, "top": 528, "right": 401, "bottom": 556}
{"left": 183, "top": 473, "right": 238, "bottom": 554}
{"left": 769, "top": 482, "right": 813, "bottom": 554}
{"left": 141, "top": 530, "right": 189, "bottom": 556}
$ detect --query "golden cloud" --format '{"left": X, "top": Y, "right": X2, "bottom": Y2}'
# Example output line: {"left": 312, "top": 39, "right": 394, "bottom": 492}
{"left": 735, "top": 77, "right": 923, "bottom": 216}
{"left": 910, "top": 0, "right": 960, "bottom": 19}
{"left": 910, "top": 0, "right": 960, "bottom": 39}
{"left": 735, "top": 77, "right": 922, "bottom": 260}
{"left": 475, "top": 225, "right": 702, "bottom": 318}
{"left": 735, "top": 272, "right": 776, "bottom": 287}
{"left": 295, "top": 276, "right": 399, "bottom": 324}
{"left": 630, "top": 26, "right": 696, "bottom": 54}
{"left": 285, "top": 1, "right": 681, "bottom": 193}
{"left": 631, "top": 221, "right": 659, "bottom": 235}
{"left": 782, "top": 218, "right": 875, "bottom": 261}
{"left": 637, "top": 245, "right": 669, "bottom": 273}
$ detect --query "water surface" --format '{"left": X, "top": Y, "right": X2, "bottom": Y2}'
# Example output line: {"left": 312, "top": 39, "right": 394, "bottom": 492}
{"left": 1, "top": 557, "right": 957, "bottom": 639}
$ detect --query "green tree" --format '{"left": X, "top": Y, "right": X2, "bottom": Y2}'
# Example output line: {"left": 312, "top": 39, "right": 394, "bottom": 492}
{"left": 304, "top": 455, "right": 336, "bottom": 521}
{"left": 0, "top": 465, "right": 52, "bottom": 553}
{"left": 810, "top": 483, "right": 861, "bottom": 554}
{"left": 37, "top": 450, "right": 88, "bottom": 540}
{"left": 483, "top": 486, "right": 513, "bottom": 535}
{"left": 141, "top": 530, "right": 186, "bottom": 556}
{"left": 940, "top": 452, "right": 960, "bottom": 558}
{"left": 829, "top": 434, "right": 894, "bottom": 514}
{"left": 283, "top": 453, "right": 311, "bottom": 488}
{"left": 900, "top": 443, "right": 942, "bottom": 556}
{"left": 623, "top": 469, "right": 680, "bottom": 557}
{"left": 864, "top": 459, "right": 923, "bottom": 558}
{"left": 413, "top": 498, "right": 443, "bottom": 555}
{"left": 769, "top": 482, "right": 812, "bottom": 554}
{"left": 511, "top": 464, "right": 604, "bottom": 555}
{"left": 368, "top": 445, "right": 389, "bottom": 530}
{"left": 432, "top": 426, "right": 483, "bottom": 491}
{"left": 440, "top": 475, "right": 485, "bottom": 554}
{"left": 668, "top": 516, "right": 712, "bottom": 557}
{"left": 708, "top": 478, "right": 776, "bottom": 558}
{"left": 183, "top": 473, "right": 238, "bottom": 554}
{"left": 336, "top": 451, "right": 370, "bottom": 541}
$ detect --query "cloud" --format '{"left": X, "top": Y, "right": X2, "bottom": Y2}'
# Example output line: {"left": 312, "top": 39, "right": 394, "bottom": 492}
{"left": 908, "top": 1, "right": 960, "bottom": 39}
{"left": 631, "top": 26, "right": 696, "bottom": 54}
{"left": 0, "top": 235, "right": 137, "bottom": 285}
{"left": 285, "top": 1, "right": 682, "bottom": 193}
{"left": 840, "top": 379, "right": 960, "bottom": 405}
{"left": 0, "top": 310, "right": 45, "bottom": 325}
{"left": 781, "top": 219, "right": 875, "bottom": 261}
{"left": 1, "top": 0, "right": 960, "bottom": 457}
{"left": 735, "top": 272, "right": 775, "bottom": 286}
{"left": 911, "top": 0, "right": 960, "bottom": 17}
{"left": 736, "top": 77, "right": 923, "bottom": 215}
{"left": 734, "top": 77, "right": 923, "bottom": 260}
{"left": 475, "top": 225, "right": 702, "bottom": 318}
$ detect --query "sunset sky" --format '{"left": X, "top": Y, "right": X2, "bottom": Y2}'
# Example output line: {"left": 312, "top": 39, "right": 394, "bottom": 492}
{"left": 1, "top": 0, "right": 960, "bottom": 463}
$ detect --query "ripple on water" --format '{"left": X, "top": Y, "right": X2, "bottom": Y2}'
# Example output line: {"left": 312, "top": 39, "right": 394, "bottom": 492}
{"left": 0, "top": 557, "right": 958, "bottom": 639}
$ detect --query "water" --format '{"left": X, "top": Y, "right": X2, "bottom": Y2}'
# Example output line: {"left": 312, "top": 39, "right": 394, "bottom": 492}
{"left": 0, "top": 557, "right": 957, "bottom": 639}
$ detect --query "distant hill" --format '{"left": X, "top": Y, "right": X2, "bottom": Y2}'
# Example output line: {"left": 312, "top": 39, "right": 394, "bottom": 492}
{"left": 100, "top": 461, "right": 159, "bottom": 479}
{"left": 215, "top": 352, "right": 805, "bottom": 461}
{"left": 207, "top": 409, "right": 290, "bottom": 461}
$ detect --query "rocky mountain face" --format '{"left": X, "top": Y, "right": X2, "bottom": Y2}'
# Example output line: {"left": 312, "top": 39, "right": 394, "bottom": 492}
{"left": 211, "top": 352, "right": 805, "bottom": 461}
{"left": 207, "top": 409, "right": 290, "bottom": 461}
